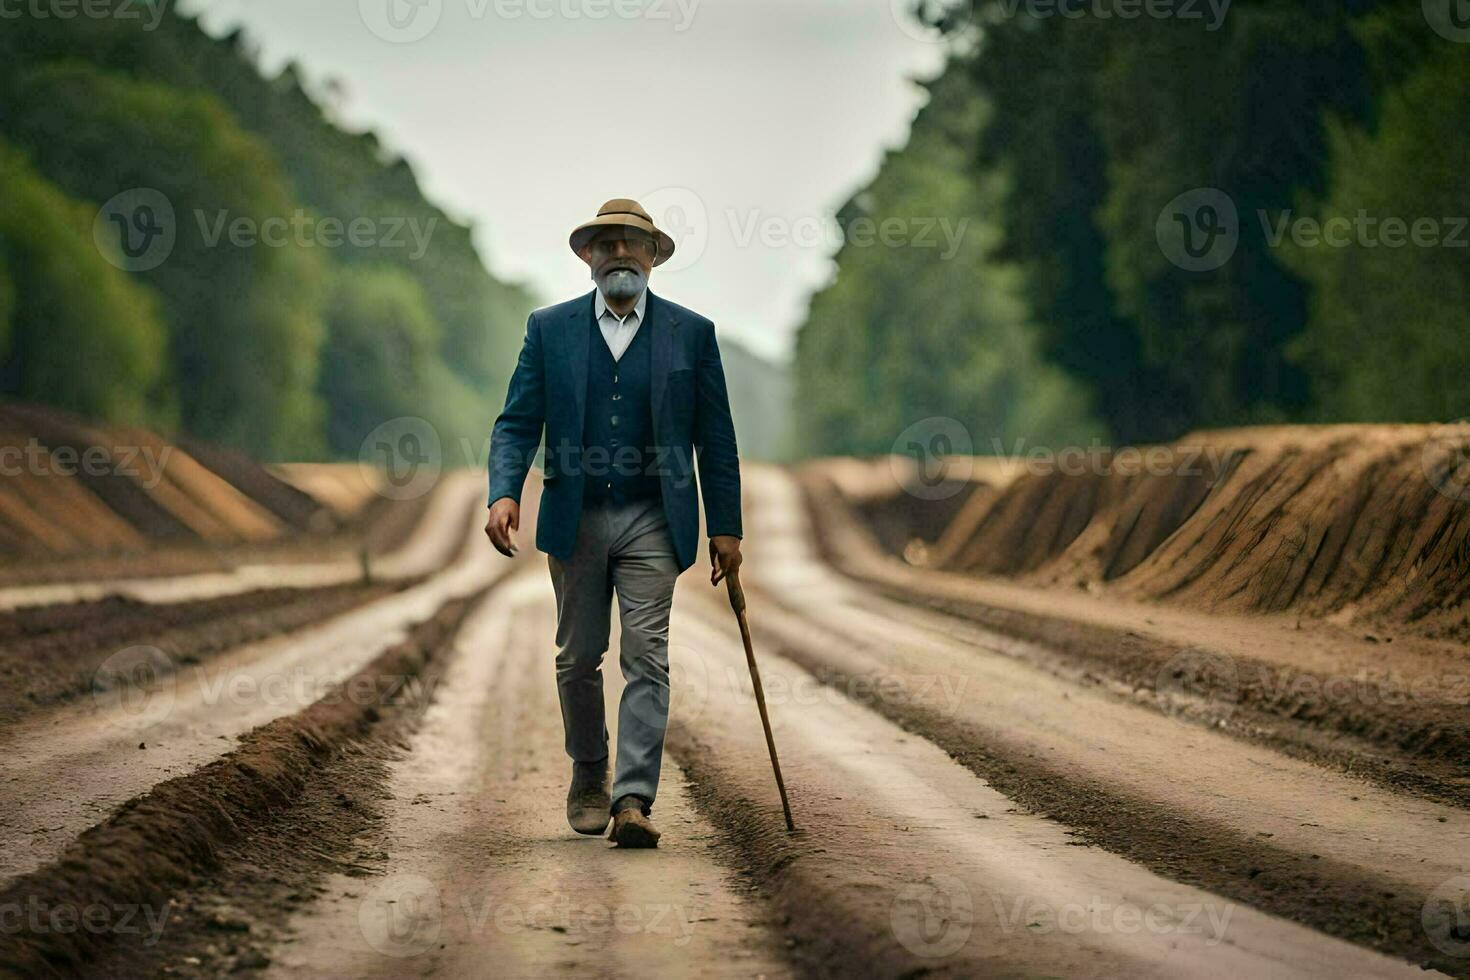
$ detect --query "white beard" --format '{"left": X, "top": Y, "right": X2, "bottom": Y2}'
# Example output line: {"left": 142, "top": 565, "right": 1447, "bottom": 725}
{"left": 597, "top": 267, "right": 648, "bottom": 300}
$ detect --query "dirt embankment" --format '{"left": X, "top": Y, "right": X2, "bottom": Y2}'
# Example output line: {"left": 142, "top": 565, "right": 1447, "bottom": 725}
{"left": 0, "top": 403, "right": 353, "bottom": 560}
{"left": 0, "top": 585, "right": 486, "bottom": 978}
{"left": 0, "top": 403, "right": 444, "bottom": 584}
{"left": 822, "top": 424, "right": 1470, "bottom": 644}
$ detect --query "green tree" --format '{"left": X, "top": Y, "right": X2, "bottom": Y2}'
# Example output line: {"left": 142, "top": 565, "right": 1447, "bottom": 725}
{"left": 0, "top": 4, "right": 534, "bottom": 456}
{"left": 796, "top": 62, "right": 1103, "bottom": 458}
{"left": 0, "top": 141, "right": 171, "bottom": 426}
{"left": 965, "top": 0, "right": 1378, "bottom": 441}
{"left": 5, "top": 62, "right": 329, "bottom": 457}
{"left": 1283, "top": 48, "right": 1470, "bottom": 420}
{"left": 315, "top": 264, "right": 469, "bottom": 453}
{"left": 1091, "top": 3, "right": 1372, "bottom": 431}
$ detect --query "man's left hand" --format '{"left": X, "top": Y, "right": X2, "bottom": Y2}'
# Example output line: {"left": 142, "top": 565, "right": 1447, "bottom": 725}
{"left": 709, "top": 535, "right": 742, "bottom": 587}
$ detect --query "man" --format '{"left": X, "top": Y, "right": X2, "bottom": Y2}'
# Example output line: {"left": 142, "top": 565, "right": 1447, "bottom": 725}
{"left": 485, "top": 198, "right": 743, "bottom": 849}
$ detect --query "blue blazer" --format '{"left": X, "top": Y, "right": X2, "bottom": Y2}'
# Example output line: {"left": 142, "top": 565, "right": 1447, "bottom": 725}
{"left": 487, "top": 290, "right": 742, "bottom": 571}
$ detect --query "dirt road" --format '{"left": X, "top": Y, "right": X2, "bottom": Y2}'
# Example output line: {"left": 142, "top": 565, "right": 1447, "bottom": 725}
{"left": 2, "top": 466, "right": 1465, "bottom": 978}
{"left": 266, "top": 574, "right": 794, "bottom": 978}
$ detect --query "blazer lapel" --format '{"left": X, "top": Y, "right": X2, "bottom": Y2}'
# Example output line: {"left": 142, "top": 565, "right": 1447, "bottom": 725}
{"left": 648, "top": 291, "right": 677, "bottom": 433}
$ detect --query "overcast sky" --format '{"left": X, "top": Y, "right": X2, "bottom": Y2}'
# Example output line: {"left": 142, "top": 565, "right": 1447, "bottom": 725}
{"left": 182, "top": 0, "right": 949, "bottom": 361}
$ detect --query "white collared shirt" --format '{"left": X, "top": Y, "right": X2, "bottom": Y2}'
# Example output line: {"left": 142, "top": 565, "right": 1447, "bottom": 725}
{"left": 594, "top": 288, "right": 648, "bottom": 362}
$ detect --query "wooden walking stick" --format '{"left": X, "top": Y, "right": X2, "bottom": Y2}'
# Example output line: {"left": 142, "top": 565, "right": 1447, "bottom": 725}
{"left": 724, "top": 568, "right": 796, "bottom": 832}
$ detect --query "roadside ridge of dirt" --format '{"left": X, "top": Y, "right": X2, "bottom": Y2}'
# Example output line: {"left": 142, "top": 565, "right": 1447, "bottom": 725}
{"left": 823, "top": 425, "right": 1470, "bottom": 643}
{"left": 175, "top": 439, "right": 337, "bottom": 534}
{"left": 0, "top": 403, "right": 407, "bottom": 583}
{"left": 0, "top": 580, "right": 416, "bottom": 724}
{"left": 0, "top": 403, "right": 282, "bottom": 549}
{"left": 0, "top": 470, "right": 486, "bottom": 610}
{"left": 798, "top": 468, "right": 1470, "bottom": 808}
{"left": 0, "top": 584, "right": 489, "bottom": 978}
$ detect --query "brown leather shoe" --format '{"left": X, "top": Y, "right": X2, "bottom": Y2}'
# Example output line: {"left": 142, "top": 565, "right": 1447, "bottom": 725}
{"left": 567, "top": 759, "right": 611, "bottom": 835}
{"left": 608, "top": 804, "right": 661, "bottom": 848}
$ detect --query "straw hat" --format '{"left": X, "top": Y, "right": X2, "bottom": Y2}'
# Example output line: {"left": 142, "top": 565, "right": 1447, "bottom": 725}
{"left": 569, "top": 198, "right": 676, "bottom": 266}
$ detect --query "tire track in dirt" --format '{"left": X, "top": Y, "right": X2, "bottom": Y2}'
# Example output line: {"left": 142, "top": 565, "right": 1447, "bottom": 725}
{"left": 264, "top": 573, "right": 793, "bottom": 979}
{"left": 0, "top": 580, "right": 488, "bottom": 978}
{"left": 0, "top": 483, "right": 508, "bottom": 885}
{"left": 722, "top": 467, "right": 1469, "bottom": 972}
{"left": 661, "top": 605, "right": 1430, "bottom": 978}
{"left": 0, "top": 581, "right": 411, "bottom": 723}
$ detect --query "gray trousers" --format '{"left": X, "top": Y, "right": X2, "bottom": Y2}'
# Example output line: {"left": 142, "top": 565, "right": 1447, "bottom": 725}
{"left": 548, "top": 497, "right": 679, "bottom": 810}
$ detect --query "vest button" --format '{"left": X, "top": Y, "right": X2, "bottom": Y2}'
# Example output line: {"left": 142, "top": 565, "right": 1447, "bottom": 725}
{"left": 612, "top": 393, "right": 621, "bottom": 401}
{"left": 610, "top": 415, "right": 619, "bottom": 426}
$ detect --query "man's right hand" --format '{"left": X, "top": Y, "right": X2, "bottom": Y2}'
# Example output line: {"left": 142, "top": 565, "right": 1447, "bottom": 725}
{"left": 485, "top": 497, "right": 520, "bottom": 557}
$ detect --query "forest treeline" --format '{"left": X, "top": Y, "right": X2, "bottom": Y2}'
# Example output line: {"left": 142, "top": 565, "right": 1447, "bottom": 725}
{"left": 0, "top": 5, "right": 535, "bottom": 459}
{"left": 795, "top": 0, "right": 1470, "bottom": 456}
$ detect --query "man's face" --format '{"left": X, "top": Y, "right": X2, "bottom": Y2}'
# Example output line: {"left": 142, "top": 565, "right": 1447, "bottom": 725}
{"left": 582, "top": 229, "right": 656, "bottom": 300}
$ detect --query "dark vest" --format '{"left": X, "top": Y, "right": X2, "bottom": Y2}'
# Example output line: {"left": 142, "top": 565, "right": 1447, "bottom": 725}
{"left": 582, "top": 317, "right": 661, "bottom": 505}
